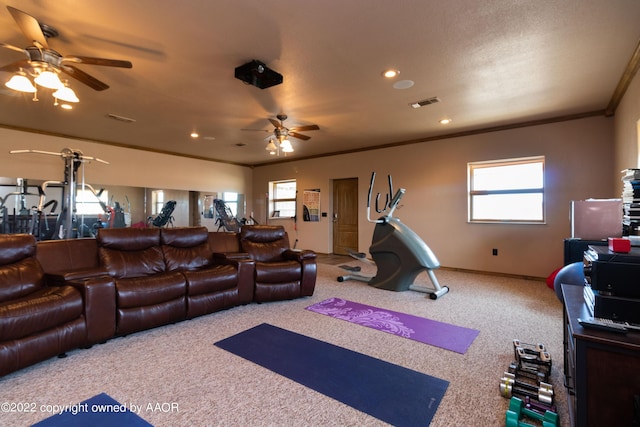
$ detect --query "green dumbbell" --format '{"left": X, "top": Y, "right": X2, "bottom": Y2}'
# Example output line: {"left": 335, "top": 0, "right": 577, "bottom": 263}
{"left": 505, "top": 396, "right": 559, "bottom": 427}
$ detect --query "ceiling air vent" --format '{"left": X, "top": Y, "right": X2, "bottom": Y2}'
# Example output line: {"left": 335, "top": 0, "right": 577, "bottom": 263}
{"left": 410, "top": 97, "right": 440, "bottom": 109}
{"left": 106, "top": 113, "right": 136, "bottom": 123}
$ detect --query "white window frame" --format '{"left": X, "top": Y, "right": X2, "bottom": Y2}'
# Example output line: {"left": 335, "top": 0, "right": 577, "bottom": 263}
{"left": 269, "top": 179, "right": 297, "bottom": 218}
{"left": 468, "top": 156, "right": 545, "bottom": 224}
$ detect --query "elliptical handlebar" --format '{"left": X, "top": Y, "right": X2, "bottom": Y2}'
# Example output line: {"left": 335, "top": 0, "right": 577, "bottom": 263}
{"left": 367, "top": 171, "right": 405, "bottom": 223}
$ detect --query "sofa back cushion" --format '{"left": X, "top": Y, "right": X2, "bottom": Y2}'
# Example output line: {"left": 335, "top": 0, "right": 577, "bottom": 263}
{"left": 36, "top": 238, "right": 100, "bottom": 274}
{"left": 240, "top": 225, "right": 290, "bottom": 262}
{"left": 0, "top": 234, "right": 44, "bottom": 303}
{"left": 207, "top": 232, "right": 242, "bottom": 253}
{"left": 97, "top": 228, "right": 165, "bottom": 278}
{"left": 161, "top": 227, "right": 212, "bottom": 271}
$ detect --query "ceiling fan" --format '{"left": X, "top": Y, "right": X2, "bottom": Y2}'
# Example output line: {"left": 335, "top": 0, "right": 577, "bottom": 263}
{"left": 243, "top": 114, "right": 320, "bottom": 154}
{"left": 0, "top": 6, "right": 132, "bottom": 98}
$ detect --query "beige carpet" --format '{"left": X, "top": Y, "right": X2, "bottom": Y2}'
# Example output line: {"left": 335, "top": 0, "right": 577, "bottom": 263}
{"left": 1, "top": 263, "right": 568, "bottom": 426}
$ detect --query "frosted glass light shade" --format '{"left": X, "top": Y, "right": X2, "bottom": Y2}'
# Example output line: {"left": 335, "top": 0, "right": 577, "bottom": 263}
{"left": 53, "top": 85, "right": 79, "bottom": 103}
{"left": 34, "top": 70, "right": 63, "bottom": 89}
{"left": 5, "top": 74, "right": 36, "bottom": 93}
{"left": 280, "top": 139, "right": 294, "bottom": 153}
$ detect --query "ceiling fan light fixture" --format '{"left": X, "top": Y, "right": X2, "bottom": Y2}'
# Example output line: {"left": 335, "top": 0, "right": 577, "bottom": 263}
{"left": 5, "top": 72, "right": 36, "bottom": 93}
{"left": 34, "top": 69, "right": 63, "bottom": 89}
{"left": 280, "top": 139, "right": 294, "bottom": 153}
{"left": 53, "top": 82, "right": 79, "bottom": 103}
{"left": 265, "top": 139, "right": 278, "bottom": 152}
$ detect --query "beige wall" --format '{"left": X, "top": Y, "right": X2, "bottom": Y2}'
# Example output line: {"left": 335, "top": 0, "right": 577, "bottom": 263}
{"left": 4, "top": 96, "right": 635, "bottom": 279}
{"left": 613, "top": 70, "right": 640, "bottom": 193}
{"left": 253, "top": 116, "right": 615, "bottom": 278}
{"left": 0, "top": 127, "right": 253, "bottom": 229}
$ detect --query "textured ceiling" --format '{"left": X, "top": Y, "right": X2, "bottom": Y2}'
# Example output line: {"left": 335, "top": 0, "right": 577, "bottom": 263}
{"left": 1, "top": 0, "right": 639, "bottom": 166}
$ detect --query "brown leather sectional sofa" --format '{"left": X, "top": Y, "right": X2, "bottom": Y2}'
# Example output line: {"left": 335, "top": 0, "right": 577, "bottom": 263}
{"left": 0, "top": 225, "right": 316, "bottom": 377}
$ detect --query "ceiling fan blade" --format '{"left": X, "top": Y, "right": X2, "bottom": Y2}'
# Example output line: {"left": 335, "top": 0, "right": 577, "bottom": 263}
{"left": 0, "top": 59, "right": 30, "bottom": 73}
{"left": 289, "top": 132, "right": 311, "bottom": 141}
{"left": 268, "top": 118, "right": 281, "bottom": 128}
{"left": 290, "top": 124, "right": 320, "bottom": 132}
{"left": 0, "top": 42, "right": 29, "bottom": 57}
{"left": 63, "top": 56, "right": 133, "bottom": 68}
{"left": 61, "top": 64, "right": 109, "bottom": 91}
{"left": 240, "top": 128, "right": 271, "bottom": 132}
{"left": 7, "top": 6, "right": 49, "bottom": 49}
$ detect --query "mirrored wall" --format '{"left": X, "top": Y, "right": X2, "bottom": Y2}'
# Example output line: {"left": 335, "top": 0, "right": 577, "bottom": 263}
{"left": 0, "top": 176, "right": 246, "bottom": 240}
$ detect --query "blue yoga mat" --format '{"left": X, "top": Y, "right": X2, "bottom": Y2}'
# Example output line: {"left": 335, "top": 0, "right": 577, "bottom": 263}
{"left": 32, "top": 393, "right": 153, "bottom": 427}
{"left": 215, "top": 323, "right": 449, "bottom": 426}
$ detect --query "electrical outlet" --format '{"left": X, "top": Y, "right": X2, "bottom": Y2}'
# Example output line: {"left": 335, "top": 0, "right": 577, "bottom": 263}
{"left": 492, "top": 248, "right": 498, "bottom": 256}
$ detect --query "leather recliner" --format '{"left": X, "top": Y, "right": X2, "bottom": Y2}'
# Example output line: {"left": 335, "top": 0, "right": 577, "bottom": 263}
{"left": 160, "top": 227, "right": 254, "bottom": 318}
{"left": 0, "top": 234, "right": 88, "bottom": 376}
{"left": 239, "top": 225, "right": 317, "bottom": 302}
{"left": 97, "top": 228, "right": 187, "bottom": 336}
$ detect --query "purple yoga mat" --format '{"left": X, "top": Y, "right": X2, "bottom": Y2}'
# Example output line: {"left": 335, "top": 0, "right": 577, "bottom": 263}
{"left": 306, "top": 298, "right": 479, "bottom": 354}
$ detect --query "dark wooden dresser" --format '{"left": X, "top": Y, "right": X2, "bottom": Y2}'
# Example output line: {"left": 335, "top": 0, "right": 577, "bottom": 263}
{"left": 562, "top": 284, "right": 640, "bottom": 426}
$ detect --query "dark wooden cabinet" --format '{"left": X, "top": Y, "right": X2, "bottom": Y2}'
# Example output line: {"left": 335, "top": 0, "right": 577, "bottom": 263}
{"left": 562, "top": 284, "right": 640, "bottom": 426}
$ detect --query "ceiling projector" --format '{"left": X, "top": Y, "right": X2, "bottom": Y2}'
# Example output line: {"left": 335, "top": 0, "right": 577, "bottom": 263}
{"left": 234, "top": 60, "right": 283, "bottom": 89}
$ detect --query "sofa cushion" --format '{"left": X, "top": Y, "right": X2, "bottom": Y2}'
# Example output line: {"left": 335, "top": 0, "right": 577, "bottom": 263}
{"left": 0, "top": 256, "right": 44, "bottom": 304}
{"left": 0, "top": 234, "right": 37, "bottom": 265}
{"left": 254, "top": 261, "right": 302, "bottom": 283}
{"left": 240, "top": 226, "right": 289, "bottom": 262}
{"left": 97, "top": 228, "right": 160, "bottom": 251}
{"left": 116, "top": 272, "right": 186, "bottom": 308}
{"left": 161, "top": 227, "right": 212, "bottom": 271}
{"left": 100, "top": 246, "right": 165, "bottom": 278}
{"left": 0, "top": 286, "right": 83, "bottom": 340}
{"left": 98, "top": 228, "right": 165, "bottom": 279}
{"left": 184, "top": 265, "right": 238, "bottom": 296}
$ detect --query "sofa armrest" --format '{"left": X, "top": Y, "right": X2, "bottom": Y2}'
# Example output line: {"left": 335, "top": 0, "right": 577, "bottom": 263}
{"left": 213, "top": 252, "right": 251, "bottom": 261}
{"left": 45, "top": 267, "right": 111, "bottom": 286}
{"left": 283, "top": 249, "right": 317, "bottom": 262}
{"left": 68, "top": 276, "right": 116, "bottom": 345}
{"left": 283, "top": 249, "right": 317, "bottom": 297}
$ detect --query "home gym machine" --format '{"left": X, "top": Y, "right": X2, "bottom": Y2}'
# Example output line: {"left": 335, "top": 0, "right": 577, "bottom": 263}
{"left": 337, "top": 172, "right": 449, "bottom": 299}
{"left": 10, "top": 148, "right": 109, "bottom": 239}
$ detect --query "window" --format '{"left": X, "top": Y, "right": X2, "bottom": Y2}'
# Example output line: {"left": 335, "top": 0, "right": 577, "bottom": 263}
{"left": 468, "top": 156, "right": 545, "bottom": 223}
{"left": 152, "top": 190, "right": 164, "bottom": 215}
{"left": 270, "top": 180, "right": 296, "bottom": 218}
{"left": 222, "top": 192, "right": 238, "bottom": 217}
{"left": 76, "top": 189, "right": 108, "bottom": 215}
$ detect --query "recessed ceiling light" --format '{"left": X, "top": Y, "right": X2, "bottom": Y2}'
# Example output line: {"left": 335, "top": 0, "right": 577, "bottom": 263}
{"left": 190, "top": 132, "right": 199, "bottom": 138}
{"left": 393, "top": 80, "right": 414, "bottom": 89}
{"left": 60, "top": 104, "right": 73, "bottom": 110}
{"left": 439, "top": 118, "right": 452, "bottom": 125}
{"left": 381, "top": 69, "right": 400, "bottom": 78}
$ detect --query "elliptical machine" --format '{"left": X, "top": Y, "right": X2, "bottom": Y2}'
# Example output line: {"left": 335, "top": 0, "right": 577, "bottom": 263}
{"left": 337, "top": 172, "right": 449, "bottom": 300}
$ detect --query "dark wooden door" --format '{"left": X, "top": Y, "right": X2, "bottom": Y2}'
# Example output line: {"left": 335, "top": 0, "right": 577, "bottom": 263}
{"left": 332, "top": 178, "right": 358, "bottom": 255}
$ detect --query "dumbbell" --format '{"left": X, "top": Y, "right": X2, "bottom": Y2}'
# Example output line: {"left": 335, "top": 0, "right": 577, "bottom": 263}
{"left": 508, "top": 362, "right": 549, "bottom": 384}
{"left": 500, "top": 372, "right": 554, "bottom": 405}
{"left": 524, "top": 395, "right": 557, "bottom": 417}
{"left": 505, "top": 396, "right": 559, "bottom": 427}
{"left": 513, "top": 339, "right": 545, "bottom": 359}
{"left": 515, "top": 346, "right": 552, "bottom": 374}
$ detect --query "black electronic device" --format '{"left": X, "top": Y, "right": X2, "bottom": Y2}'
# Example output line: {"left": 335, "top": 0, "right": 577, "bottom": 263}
{"left": 583, "top": 245, "right": 640, "bottom": 298}
{"left": 234, "top": 60, "right": 283, "bottom": 89}
{"left": 589, "top": 288, "right": 640, "bottom": 324}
